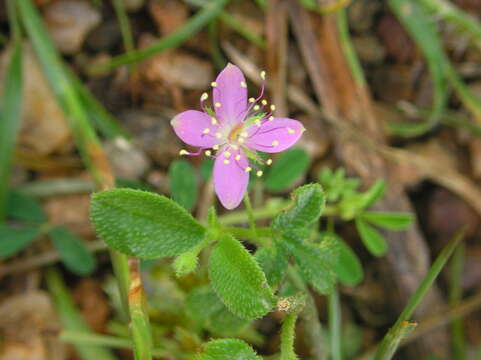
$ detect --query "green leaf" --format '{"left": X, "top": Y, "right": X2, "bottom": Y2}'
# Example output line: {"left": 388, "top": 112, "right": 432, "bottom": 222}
{"left": 173, "top": 250, "right": 199, "bottom": 277}
{"left": 0, "top": 224, "right": 40, "bottom": 257}
{"left": 208, "top": 234, "right": 276, "bottom": 319}
{"left": 355, "top": 218, "right": 387, "bottom": 257}
{"left": 90, "top": 189, "right": 206, "bottom": 259}
{"left": 168, "top": 159, "right": 198, "bottom": 211}
{"left": 362, "top": 211, "right": 414, "bottom": 230}
{"left": 200, "top": 158, "right": 214, "bottom": 181}
{"left": 319, "top": 232, "right": 363, "bottom": 286}
{"left": 360, "top": 180, "right": 385, "bottom": 209}
{"left": 6, "top": 190, "right": 46, "bottom": 223}
{"left": 255, "top": 243, "right": 288, "bottom": 288}
{"left": 283, "top": 234, "right": 338, "bottom": 295}
{"left": 264, "top": 148, "right": 310, "bottom": 192}
{"left": 273, "top": 184, "right": 325, "bottom": 232}
{"left": 49, "top": 227, "right": 96, "bottom": 276}
{"left": 198, "top": 338, "right": 262, "bottom": 360}
{"left": 186, "top": 285, "right": 248, "bottom": 335}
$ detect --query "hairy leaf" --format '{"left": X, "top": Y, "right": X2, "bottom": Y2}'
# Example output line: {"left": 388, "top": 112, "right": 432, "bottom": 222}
{"left": 198, "top": 338, "right": 262, "bottom": 360}
{"left": 209, "top": 234, "right": 276, "bottom": 319}
{"left": 168, "top": 159, "right": 198, "bottom": 211}
{"left": 255, "top": 242, "right": 288, "bottom": 288}
{"left": 90, "top": 189, "right": 205, "bottom": 259}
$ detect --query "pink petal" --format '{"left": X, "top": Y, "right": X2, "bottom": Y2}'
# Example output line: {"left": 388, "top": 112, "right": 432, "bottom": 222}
{"left": 245, "top": 117, "right": 305, "bottom": 153}
{"left": 171, "top": 110, "right": 223, "bottom": 148}
{"left": 213, "top": 63, "right": 248, "bottom": 126}
{"left": 213, "top": 146, "right": 249, "bottom": 210}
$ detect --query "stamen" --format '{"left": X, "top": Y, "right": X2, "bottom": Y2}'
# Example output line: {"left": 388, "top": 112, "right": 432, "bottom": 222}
{"left": 240, "top": 81, "right": 247, "bottom": 88}
{"left": 240, "top": 131, "right": 249, "bottom": 138}
{"left": 270, "top": 104, "right": 276, "bottom": 111}
{"left": 238, "top": 137, "right": 245, "bottom": 144}
{"left": 253, "top": 105, "right": 260, "bottom": 111}
{"left": 223, "top": 159, "right": 230, "bottom": 165}
{"left": 260, "top": 71, "right": 266, "bottom": 80}
{"left": 179, "top": 149, "right": 188, "bottom": 155}
{"left": 266, "top": 159, "right": 273, "bottom": 165}
{"left": 215, "top": 102, "right": 221, "bottom": 108}
{"left": 256, "top": 170, "right": 263, "bottom": 177}
{"left": 200, "top": 92, "right": 208, "bottom": 101}
{"left": 245, "top": 167, "right": 252, "bottom": 173}
{"left": 213, "top": 144, "right": 220, "bottom": 150}
{"left": 205, "top": 150, "right": 212, "bottom": 156}
{"left": 235, "top": 154, "right": 241, "bottom": 161}
{"left": 211, "top": 117, "right": 217, "bottom": 125}
{"left": 215, "top": 132, "right": 222, "bottom": 139}
{"left": 248, "top": 97, "right": 255, "bottom": 103}
{"left": 261, "top": 99, "right": 267, "bottom": 106}
{"left": 269, "top": 116, "right": 274, "bottom": 121}
{"left": 255, "top": 119, "right": 261, "bottom": 126}
{"left": 301, "top": 127, "right": 306, "bottom": 133}
{"left": 272, "top": 140, "right": 279, "bottom": 146}
{"left": 231, "top": 144, "right": 239, "bottom": 150}
{"left": 203, "top": 128, "right": 210, "bottom": 134}
{"left": 287, "top": 128, "right": 295, "bottom": 134}
{"left": 211, "top": 81, "right": 217, "bottom": 87}
{"left": 224, "top": 151, "right": 231, "bottom": 158}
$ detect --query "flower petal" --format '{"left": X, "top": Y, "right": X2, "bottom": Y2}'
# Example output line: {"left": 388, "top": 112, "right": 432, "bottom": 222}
{"left": 213, "top": 63, "right": 248, "bottom": 126}
{"left": 213, "top": 146, "right": 249, "bottom": 210}
{"left": 171, "top": 110, "right": 223, "bottom": 148}
{"left": 245, "top": 117, "right": 305, "bottom": 153}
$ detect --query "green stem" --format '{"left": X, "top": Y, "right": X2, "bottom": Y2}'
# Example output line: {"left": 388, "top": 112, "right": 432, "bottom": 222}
{"left": 280, "top": 313, "right": 299, "bottom": 360}
{"left": 220, "top": 199, "right": 290, "bottom": 225}
{"left": 111, "top": 0, "right": 134, "bottom": 54}
{"left": 374, "top": 228, "right": 466, "bottom": 360}
{"left": 328, "top": 287, "right": 342, "bottom": 360}
{"left": 243, "top": 192, "right": 257, "bottom": 234}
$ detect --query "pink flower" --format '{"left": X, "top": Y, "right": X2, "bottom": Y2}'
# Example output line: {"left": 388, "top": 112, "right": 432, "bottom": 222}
{"left": 171, "top": 64, "right": 305, "bottom": 210}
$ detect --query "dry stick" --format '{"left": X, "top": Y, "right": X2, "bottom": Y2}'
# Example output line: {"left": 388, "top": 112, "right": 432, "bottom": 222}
{"left": 287, "top": 1, "right": 449, "bottom": 357}
{"left": 266, "top": 0, "right": 289, "bottom": 117}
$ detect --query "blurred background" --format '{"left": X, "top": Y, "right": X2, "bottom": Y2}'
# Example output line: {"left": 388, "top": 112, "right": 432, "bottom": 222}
{"left": 1, "top": 0, "right": 481, "bottom": 359}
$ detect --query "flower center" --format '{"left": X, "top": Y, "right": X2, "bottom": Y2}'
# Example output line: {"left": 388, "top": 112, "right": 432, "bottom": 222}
{"left": 227, "top": 123, "right": 246, "bottom": 144}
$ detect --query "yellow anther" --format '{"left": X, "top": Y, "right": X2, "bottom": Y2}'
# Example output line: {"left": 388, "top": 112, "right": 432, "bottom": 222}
{"left": 231, "top": 144, "right": 239, "bottom": 150}
{"left": 238, "top": 137, "right": 245, "bottom": 144}
{"left": 240, "top": 131, "right": 249, "bottom": 137}
{"left": 248, "top": 97, "right": 255, "bottom": 103}
{"left": 266, "top": 159, "right": 273, "bottom": 165}
{"left": 235, "top": 154, "right": 241, "bottom": 161}
{"left": 211, "top": 117, "right": 217, "bottom": 125}
{"left": 200, "top": 92, "right": 208, "bottom": 101}
{"left": 211, "top": 81, "right": 217, "bottom": 87}
{"left": 215, "top": 102, "right": 221, "bottom": 108}
{"left": 223, "top": 159, "right": 230, "bottom": 165}
{"left": 270, "top": 104, "right": 276, "bottom": 111}
{"left": 255, "top": 119, "right": 261, "bottom": 126}
{"left": 179, "top": 149, "right": 189, "bottom": 155}
{"left": 272, "top": 140, "right": 279, "bottom": 146}
{"left": 203, "top": 128, "right": 210, "bottom": 134}
{"left": 224, "top": 151, "right": 231, "bottom": 158}
{"left": 287, "top": 128, "right": 295, "bottom": 134}
{"left": 253, "top": 105, "right": 260, "bottom": 111}
{"left": 260, "top": 71, "right": 266, "bottom": 80}
{"left": 245, "top": 167, "right": 252, "bottom": 173}
{"left": 256, "top": 170, "right": 263, "bottom": 177}
{"left": 301, "top": 127, "right": 306, "bottom": 133}
{"left": 205, "top": 150, "right": 212, "bottom": 156}
{"left": 261, "top": 99, "right": 267, "bottom": 106}
{"left": 268, "top": 116, "right": 274, "bottom": 121}
{"left": 215, "top": 132, "right": 222, "bottom": 139}
{"left": 213, "top": 144, "right": 220, "bottom": 150}
{"left": 240, "top": 81, "right": 247, "bottom": 88}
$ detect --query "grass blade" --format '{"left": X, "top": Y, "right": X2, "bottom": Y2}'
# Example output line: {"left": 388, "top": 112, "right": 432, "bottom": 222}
{"left": 374, "top": 228, "right": 465, "bottom": 360}
{"left": 88, "top": 0, "right": 230, "bottom": 73}
{"left": 388, "top": 0, "right": 448, "bottom": 137}
{"left": 0, "top": 0, "right": 23, "bottom": 220}
{"left": 46, "top": 268, "right": 116, "bottom": 360}
{"left": 449, "top": 243, "right": 465, "bottom": 360}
